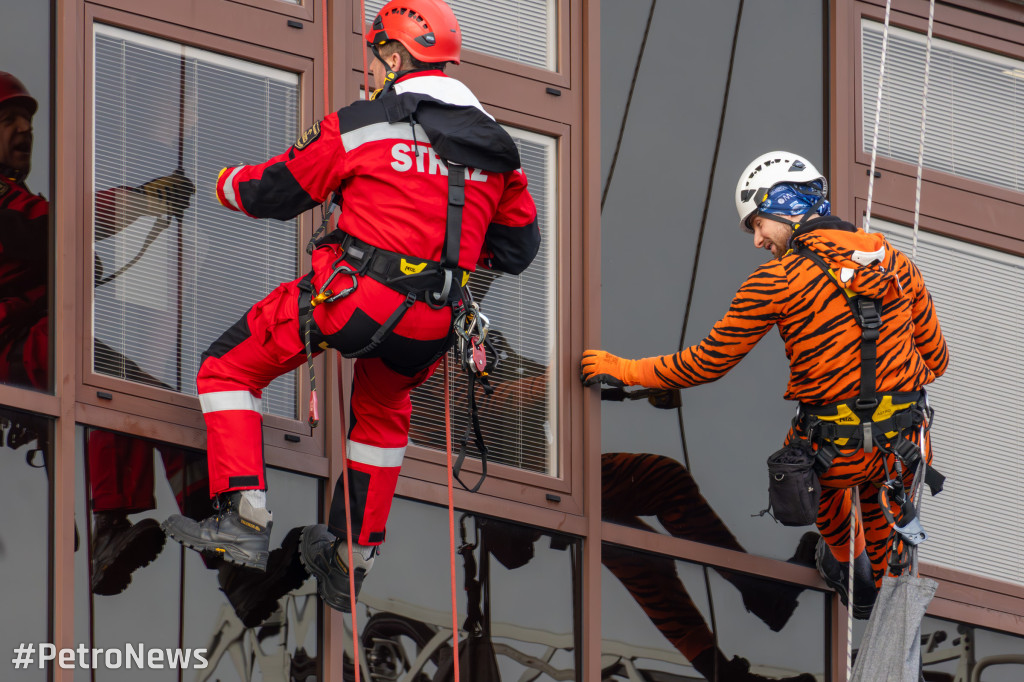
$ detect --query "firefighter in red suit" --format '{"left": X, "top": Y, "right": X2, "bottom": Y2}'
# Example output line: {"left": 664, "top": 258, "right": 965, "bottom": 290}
{"left": 161, "top": 0, "right": 540, "bottom": 612}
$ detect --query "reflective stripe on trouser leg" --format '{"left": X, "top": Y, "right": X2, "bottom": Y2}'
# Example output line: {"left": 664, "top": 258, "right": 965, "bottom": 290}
{"left": 329, "top": 440, "right": 405, "bottom": 545}
{"left": 199, "top": 389, "right": 266, "bottom": 494}
{"left": 196, "top": 278, "right": 311, "bottom": 496}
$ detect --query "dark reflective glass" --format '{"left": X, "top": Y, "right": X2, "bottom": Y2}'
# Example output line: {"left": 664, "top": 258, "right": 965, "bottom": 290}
{"left": 0, "top": 1, "right": 52, "bottom": 392}
{"left": 75, "top": 426, "right": 321, "bottom": 680}
{"left": 602, "top": 542, "right": 825, "bottom": 682}
{"left": 849, "top": 615, "right": 1024, "bottom": 682}
{"left": 598, "top": 0, "right": 826, "bottom": 564}
{"left": 351, "top": 497, "right": 581, "bottom": 681}
{"left": 0, "top": 407, "right": 51, "bottom": 682}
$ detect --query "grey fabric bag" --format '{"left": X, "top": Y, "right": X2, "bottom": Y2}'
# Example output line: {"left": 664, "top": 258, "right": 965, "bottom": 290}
{"left": 850, "top": 574, "right": 938, "bottom": 682}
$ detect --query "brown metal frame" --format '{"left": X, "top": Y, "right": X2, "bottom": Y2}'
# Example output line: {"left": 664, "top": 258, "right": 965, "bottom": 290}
{"left": 832, "top": 0, "right": 1024, "bottom": 650}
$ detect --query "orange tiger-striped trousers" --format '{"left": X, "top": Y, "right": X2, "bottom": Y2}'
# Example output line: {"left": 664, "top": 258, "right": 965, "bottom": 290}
{"left": 787, "top": 425, "right": 930, "bottom": 588}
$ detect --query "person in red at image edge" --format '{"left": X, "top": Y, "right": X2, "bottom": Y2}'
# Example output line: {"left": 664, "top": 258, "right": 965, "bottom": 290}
{"left": 581, "top": 152, "right": 948, "bottom": 620}
{"left": 161, "top": 0, "right": 539, "bottom": 613}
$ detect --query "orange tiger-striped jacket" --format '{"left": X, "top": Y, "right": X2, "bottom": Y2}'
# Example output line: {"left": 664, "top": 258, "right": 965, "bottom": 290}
{"left": 633, "top": 216, "right": 948, "bottom": 405}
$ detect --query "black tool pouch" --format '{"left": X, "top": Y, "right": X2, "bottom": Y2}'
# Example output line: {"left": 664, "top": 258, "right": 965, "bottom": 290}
{"left": 764, "top": 441, "right": 821, "bottom": 527}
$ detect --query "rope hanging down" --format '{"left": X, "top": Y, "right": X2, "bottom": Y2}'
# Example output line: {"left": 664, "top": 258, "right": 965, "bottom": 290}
{"left": 853, "top": 2, "right": 937, "bottom": 679}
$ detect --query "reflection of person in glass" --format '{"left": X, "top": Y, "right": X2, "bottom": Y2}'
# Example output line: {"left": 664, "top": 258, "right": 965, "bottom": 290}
{"left": 0, "top": 71, "right": 199, "bottom": 594}
{"left": 582, "top": 151, "right": 949, "bottom": 619}
{"left": 161, "top": 0, "right": 539, "bottom": 616}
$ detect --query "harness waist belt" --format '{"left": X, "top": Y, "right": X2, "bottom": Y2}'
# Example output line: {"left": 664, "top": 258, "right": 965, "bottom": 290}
{"left": 317, "top": 230, "right": 467, "bottom": 303}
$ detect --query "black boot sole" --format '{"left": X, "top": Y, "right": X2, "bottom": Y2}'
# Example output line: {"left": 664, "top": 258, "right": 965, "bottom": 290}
{"left": 92, "top": 519, "right": 167, "bottom": 596}
{"left": 162, "top": 520, "right": 270, "bottom": 571}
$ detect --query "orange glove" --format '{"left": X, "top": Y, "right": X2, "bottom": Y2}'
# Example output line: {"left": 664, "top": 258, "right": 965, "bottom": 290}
{"left": 580, "top": 350, "right": 640, "bottom": 387}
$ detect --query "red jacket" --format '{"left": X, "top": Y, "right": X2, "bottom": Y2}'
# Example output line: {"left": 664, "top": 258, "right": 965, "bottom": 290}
{"left": 216, "top": 72, "right": 540, "bottom": 275}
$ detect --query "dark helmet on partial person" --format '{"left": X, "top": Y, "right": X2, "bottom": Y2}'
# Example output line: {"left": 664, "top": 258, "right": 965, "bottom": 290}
{"left": 0, "top": 72, "right": 38, "bottom": 116}
{"left": 365, "top": 0, "right": 463, "bottom": 65}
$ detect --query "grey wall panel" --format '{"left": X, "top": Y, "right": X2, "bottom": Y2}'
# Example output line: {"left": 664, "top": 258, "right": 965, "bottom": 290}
{"left": 600, "top": 0, "right": 826, "bottom": 561}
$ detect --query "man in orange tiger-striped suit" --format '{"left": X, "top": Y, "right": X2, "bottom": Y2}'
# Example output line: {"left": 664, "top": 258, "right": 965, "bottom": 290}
{"left": 581, "top": 151, "right": 948, "bottom": 619}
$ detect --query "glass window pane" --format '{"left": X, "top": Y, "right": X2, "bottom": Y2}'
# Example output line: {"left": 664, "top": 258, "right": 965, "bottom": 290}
{"left": 410, "top": 127, "right": 558, "bottom": 477}
{"left": 602, "top": 542, "right": 825, "bottom": 682}
{"left": 599, "top": 0, "right": 826, "bottom": 562}
{"left": 75, "top": 426, "right": 322, "bottom": 680}
{"left": 874, "top": 219, "right": 1024, "bottom": 584}
{"left": 0, "top": 0, "right": 52, "bottom": 392}
{"left": 919, "top": 617, "right": 1024, "bottom": 681}
{"left": 353, "top": 497, "right": 581, "bottom": 681}
{"left": 862, "top": 19, "right": 1024, "bottom": 193}
{"left": 92, "top": 25, "right": 299, "bottom": 418}
{"left": 0, "top": 407, "right": 51, "bottom": 682}
{"left": 363, "top": 0, "right": 558, "bottom": 71}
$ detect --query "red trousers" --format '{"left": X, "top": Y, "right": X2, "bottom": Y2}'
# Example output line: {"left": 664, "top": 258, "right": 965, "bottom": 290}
{"left": 197, "top": 247, "right": 454, "bottom": 545}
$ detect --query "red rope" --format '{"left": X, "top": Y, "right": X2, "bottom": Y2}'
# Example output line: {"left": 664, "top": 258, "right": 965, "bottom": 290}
{"left": 444, "top": 354, "right": 461, "bottom": 682}
{"left": 322, "top": 0, "right": 362, "bottom": 678}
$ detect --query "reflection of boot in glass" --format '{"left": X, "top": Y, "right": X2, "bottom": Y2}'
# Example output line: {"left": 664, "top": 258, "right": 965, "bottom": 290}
{"left": 722, "top": 532, "right": 818, "bottom": 632}
{"left": 218, "top": 526, "right": 308, "bottom": 627}
{"left": 91, "top": 511, "right": 166, "bottom": 595}
{"left": 814, "top": 535, "right": 877, "bottom": 619}
{"left": 298, "top": 524, "right": 375, "bottom": 613}
{"left": 162, "top": 491, "right": 272, "bottom": 570}
{"left": 691, "top": 647, "right": 817, "bottom": 682}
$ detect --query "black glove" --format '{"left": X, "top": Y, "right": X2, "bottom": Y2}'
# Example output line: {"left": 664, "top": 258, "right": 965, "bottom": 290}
{"left": 139, "top": 169, "right": 195, "bottom": 218}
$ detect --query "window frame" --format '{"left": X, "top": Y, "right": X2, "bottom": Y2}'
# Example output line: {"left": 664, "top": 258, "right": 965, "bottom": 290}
{"left": 834, "top": 0, "right": 1024, "bottom": 256}
{"left": 77, "top": 3, "right": 327, "bottom": 470}
{"left": 350, "top": 0, "right": 573, "bottom": 89}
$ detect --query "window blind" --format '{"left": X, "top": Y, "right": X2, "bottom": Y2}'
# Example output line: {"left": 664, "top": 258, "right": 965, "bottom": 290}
{"left": 363, "top": 0, "right": 557, "bottom": 71}
{"left": 862, "top": 19, "right": 1024, "bottom": 194}
{"left": 93, "top": 24, "right": 299, "bottom": 418}
{"left": 876, "top": 219, "right": 1024, "bottom": 585}
{"left": 409, "top": 127, "right": 558, "bottom": 477}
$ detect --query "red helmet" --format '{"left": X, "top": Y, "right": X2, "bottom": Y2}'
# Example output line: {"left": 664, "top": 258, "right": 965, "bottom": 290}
{"left": 365, "top": 0, "right": 462, "bottom": 65}
{"left": 0, "top": 72, "right": 38, "bottom": 115}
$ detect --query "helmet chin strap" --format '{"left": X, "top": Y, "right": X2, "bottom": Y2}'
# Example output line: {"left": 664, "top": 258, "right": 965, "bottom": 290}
{"left": 369, "top": 44, "right": 435, "bottom": 98}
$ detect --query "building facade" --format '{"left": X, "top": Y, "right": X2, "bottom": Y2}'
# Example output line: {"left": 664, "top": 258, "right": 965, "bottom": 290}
{"left": 0, "top": 0, "right": 1021, "bottom": 680}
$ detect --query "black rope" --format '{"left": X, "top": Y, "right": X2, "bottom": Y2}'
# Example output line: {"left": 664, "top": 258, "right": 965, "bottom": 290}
{"left": 674, "top": 6, "right": 746, "bottom": 679}
{"left": 600, "top": 0, "right": 657, "bottom": 212}
{"left": 676, "top": 0, "right": 746, "bottom": 473}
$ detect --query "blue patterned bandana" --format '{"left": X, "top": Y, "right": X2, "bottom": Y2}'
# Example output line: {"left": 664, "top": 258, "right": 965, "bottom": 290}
{"left": 758, "top": 181, "right": 830, "bottom": 218}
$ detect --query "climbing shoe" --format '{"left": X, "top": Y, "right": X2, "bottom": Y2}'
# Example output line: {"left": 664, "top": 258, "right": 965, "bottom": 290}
{"left": 298, "top": 524, "right": 375, "bottom": 613}
{"left": 815, "top": 535, "right": 877, "bottom": 619}
{"left": 691, "top": 648, "right": 817, "bottom": 682}
{"left": 219, "top": 526, "right": 309, "bottom": 627}
{"left": 91, "top": 513, "right": 166, "bottom": 595}
{"left": 162, "top": 492, "right": 272, "bottom": 571}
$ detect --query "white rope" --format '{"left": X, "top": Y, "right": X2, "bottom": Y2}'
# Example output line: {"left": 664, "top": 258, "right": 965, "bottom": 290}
{"left": 911, "top": 0, "right": 937, "bottom": 260}
{"left": 863, "top": 0, "right": 894, "bottom": 234}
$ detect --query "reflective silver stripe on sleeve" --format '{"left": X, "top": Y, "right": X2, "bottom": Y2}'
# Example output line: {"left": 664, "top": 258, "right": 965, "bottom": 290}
{"left": 341, "top": 122, "right": 428, "bottom": 153}
{"left": 199, "top": 390, "right": 263, "bottom": 414}
{"left": 347, "top": 440, "right": 406, "bottom": 468}
{"left": 221, "top": 166, "right": 245, "bottom": 211}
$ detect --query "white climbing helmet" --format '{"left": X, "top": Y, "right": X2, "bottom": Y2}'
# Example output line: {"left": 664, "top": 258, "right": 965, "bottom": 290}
{"left": 734, "top": 151, "right": 827, "bottom": 232}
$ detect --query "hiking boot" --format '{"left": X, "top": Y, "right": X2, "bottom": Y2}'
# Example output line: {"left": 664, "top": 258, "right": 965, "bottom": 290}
{"left": 219, "top": 526, "right": 309, "bottom": 627}
{"left": 815, "top": 535, "right": 877, "bottom": 619}
{"left": 162, "top": 492, "right": 272, "bottom": 571}
{"left": 298, "top": 524, "right": 375, "bottom": 613}
{"left": 91, "top": 513, "right": 166, "bottom": 595}
{"left": 691, "top": 648, "right": 817, "bottom": 682}
{"left": 724, "top": 532, "right": 820, "bottom": 632}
